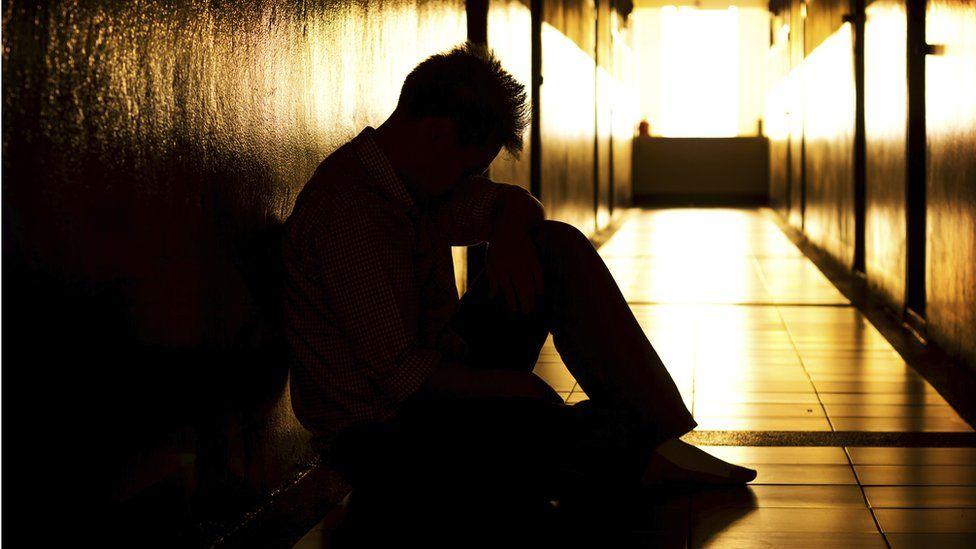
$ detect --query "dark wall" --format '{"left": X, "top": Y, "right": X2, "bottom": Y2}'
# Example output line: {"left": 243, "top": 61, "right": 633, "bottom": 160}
{"left": 925, "top": 0, "right": 976, "bottom": 370}
{"left": 2, "top": 0, "right": 466, "bottom": 542}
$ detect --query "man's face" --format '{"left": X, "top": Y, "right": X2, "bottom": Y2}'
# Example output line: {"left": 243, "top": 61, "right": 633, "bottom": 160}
{"left": 405, "top": 119, "right": 502, "bottom": 199}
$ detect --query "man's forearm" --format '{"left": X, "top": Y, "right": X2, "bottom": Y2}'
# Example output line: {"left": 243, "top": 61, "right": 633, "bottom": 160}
{"left": 489, "top": 186, "right": 544, "bottom": 240}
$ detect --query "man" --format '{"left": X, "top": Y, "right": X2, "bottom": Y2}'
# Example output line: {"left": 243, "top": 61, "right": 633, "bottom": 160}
{"left": 282, "top": 43, "right": 755, "bottom": 531}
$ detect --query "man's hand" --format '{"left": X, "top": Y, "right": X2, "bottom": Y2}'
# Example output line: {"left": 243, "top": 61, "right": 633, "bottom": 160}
{"left": 487, "top": 188, "right": 545, "bottom": 313}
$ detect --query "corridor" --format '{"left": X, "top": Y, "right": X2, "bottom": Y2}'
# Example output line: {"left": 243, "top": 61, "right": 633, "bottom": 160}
{"left": 5, "top": 0, "right": 976, "bottom": 545}
{"left": 295, "top": 208, "right": 975, "bottom": 548}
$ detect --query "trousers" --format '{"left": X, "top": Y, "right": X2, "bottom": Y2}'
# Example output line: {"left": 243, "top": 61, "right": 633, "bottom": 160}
{"left": 322, "top": 220, "right": 696, "bottom": 502}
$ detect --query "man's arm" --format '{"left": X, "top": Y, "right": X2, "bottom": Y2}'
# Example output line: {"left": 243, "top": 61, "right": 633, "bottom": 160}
{"left": 431, "top": 176, "right": 542, "bottom": 246}
{"left": 311, "top": 203, "right": 441, "bottom": 405}
{"left": 431, "top": 176, "right": 547, "bottom": 312}
{"left": 485, "top": 185, "right": 546, "bottom": 313}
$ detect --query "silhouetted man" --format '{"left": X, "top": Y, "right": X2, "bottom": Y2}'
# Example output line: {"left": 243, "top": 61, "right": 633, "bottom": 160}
{"left": 282, "top": 43, "right": 755, "bottom": 539}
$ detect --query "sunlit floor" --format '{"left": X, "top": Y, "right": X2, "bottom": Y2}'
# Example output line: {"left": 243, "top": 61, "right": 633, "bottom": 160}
{"left": 295, "top": 208, "right": 975, "bottom": 548}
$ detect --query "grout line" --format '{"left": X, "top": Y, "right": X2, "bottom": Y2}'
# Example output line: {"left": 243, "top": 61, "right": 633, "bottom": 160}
{"left": 682, "top": 430, "right": 976, "bottom": 446}
{"left": 844, "top": 446, "right": 893, "bottom": 548}
{"left": 751, "top": 241, "right": 838, "bottom": 435}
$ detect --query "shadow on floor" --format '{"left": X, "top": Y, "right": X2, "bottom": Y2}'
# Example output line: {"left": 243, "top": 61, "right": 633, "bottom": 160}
{"left": 298, "top": 485, "right": 757, "bottom": 548}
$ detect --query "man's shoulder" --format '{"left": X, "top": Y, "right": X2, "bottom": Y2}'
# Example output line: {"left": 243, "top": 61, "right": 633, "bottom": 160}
{"left": 290, "top": 143, "right": 370, "bottom": 216}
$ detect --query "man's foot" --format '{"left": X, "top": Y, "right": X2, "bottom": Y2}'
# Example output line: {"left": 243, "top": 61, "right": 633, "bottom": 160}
{"left": 641, "top": 439, "right": 757, "bottom": 486}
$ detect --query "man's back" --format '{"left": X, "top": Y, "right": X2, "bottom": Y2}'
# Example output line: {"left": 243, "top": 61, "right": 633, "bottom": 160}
{"left": 282, "top": 128, "right": 499, "bottom": 440}
{"left": 283, "top": 136, "right": 421, "bottom": 439}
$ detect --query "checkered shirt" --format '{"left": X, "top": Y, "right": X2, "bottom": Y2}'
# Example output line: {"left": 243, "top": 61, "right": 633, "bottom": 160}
{"left": 283, "top": 127, "right": 513, "bottom": 438}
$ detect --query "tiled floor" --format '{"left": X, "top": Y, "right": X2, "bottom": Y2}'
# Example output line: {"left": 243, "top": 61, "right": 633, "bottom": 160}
{"left": 294, "top": 208, "right": 975, "bottom": 548}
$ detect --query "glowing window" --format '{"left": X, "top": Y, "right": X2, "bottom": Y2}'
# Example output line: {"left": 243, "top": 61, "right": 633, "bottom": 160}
{"left": 657, "top": 7, "right": 740, "bottom": 137}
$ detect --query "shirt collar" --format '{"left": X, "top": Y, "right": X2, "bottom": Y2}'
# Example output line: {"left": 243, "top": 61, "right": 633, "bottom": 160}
{"left": 353, "top": 126, "right": 418, "bottom": 213}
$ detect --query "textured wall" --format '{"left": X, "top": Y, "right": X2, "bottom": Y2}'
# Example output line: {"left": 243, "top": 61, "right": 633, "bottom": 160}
{"left": 864, "top": 0, "right": 908, "bottom": 308}
{"left": 801, "top": 22, "right": 857, "bottom": 266}
{"left": 925, "top": 0, "right": 976, "bottom": 369}
{"left": 787, "top": 0, "right": 807, "bottom": 229}
{"left": 766, "top": 8, "right": 793, "bottom": 218}
{"left": 768, "top": 0, "right": 976, "bottom": 374}
{"left": 610, "top": 12, "right": 636, "bottom": 213}
{"left": 540, "top": 0, "right": 598, "bottom": 233}
{"left": 595, "top": 0, "right": 612, "bottom": 230}
{"left": 487, "top": 0, "right": 532, "bottom": 189}
{"left": 2, "top": 0, "right": 466, "bottom": 542}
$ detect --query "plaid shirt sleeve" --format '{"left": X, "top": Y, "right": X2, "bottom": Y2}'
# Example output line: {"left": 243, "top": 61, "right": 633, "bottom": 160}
{"left": 311, "top": 200, "right": 441, "bottom": 404}
{"left": 431, "top": 176, "right": 526, "bottom": 246}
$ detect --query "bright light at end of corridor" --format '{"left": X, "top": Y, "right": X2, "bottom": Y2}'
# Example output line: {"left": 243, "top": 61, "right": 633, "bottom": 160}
{"left": 657, "top": 7, "right": 740, "bottom": 137}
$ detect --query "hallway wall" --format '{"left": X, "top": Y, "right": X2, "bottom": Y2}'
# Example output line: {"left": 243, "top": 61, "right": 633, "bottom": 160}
{"left": 766, "top": 0, "right": 976, "bottom": 373}
{"left": 611, "top": 16, "right": 637, "bottom": 212}
{"left": 800, "top": 2, "right": 857, "bottom": 266}
{"left": 540, "top": 0, "right": 599, "bottom": 232}
{"left": 864, "top": 0, "right": 908, "bottom": 309}
{"left": 2, "top": 0, "right": 466, "bottom": 542}
{"left": 487, "top": 0, "right": 533, "bottom": 191}
{"left": 925, "top": 0, "right": 976, "bottom": 370}
{"left": 3, "top": 0, "right": 639, "bottom": 541}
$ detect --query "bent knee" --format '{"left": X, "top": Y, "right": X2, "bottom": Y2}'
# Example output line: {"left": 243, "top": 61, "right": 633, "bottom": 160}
{"left": 534, "top": 220, "right": 592, "bottom": 253}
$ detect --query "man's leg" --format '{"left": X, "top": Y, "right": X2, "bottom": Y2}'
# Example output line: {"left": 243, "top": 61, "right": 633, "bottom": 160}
{"left": 529, "top": 220, "right": 756, "bottom": 484}
{"left": 528, "top": 220, "right": 695, "bottom": 443}
{"left": 448, "top": 261, "right": 549, "bottom": 373}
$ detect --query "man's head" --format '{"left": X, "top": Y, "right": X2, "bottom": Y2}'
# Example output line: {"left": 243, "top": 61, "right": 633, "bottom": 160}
{"left": 376, "top": 42, "right": 528, "bottom": 199}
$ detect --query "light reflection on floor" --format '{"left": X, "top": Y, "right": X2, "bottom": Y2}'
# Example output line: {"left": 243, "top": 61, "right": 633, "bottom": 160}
{"left": 543, "top": 208, "right": 969, "bottom": 434}
{"left": 534, "top": 208, "right": 975, "bottom": 547}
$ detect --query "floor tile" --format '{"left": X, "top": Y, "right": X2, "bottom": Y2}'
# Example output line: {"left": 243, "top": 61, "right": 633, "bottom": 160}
{"left": 694, "top": 531, "right": 886, "bottom": 548}
{"left": 847, "top": 447, "right": 976, "bottom": 465}
{"left": 819, "top": 393, "right": 949, "bottom": 405}
{"left": 694, "top": 485, "right": 865, "bottom": 509}
{"left": 292, "top": 527, "right": 327, "bottom": 549}
{"left": 697, "top": 446, "right": 850, "bottom": 464}
{"left": 824, "top": 404, "right": 963, "bottom": 418}
{"left": 864, "top": 486, "right": 976, "bottom": 508}
{"left": 531, "top": 362, "right": 576, "bottom": 391}
{"left": 809, "top": 372, "right": 923, "bottom": 382}
{"left": 693, "top": 403, "right": 825, "bottom": 418}
{"left": 696, "top": 417, "right": 831, "bottom": 431}
{"left": 855, "top": 465, "right": 976, "bottom": 486}
{"left": 566, "top": 530, "right": 689, "bottom": 548}
{"left": 691, "top": 508, "right": 878, "bottom": 538}
{"left": 565, "top": 392, "right": 588, "bottom": 404}
{"left": 885, "top": 533, "right": 976, "bottom": 548}
{"left": 874, "top": 508, "right": 976, "bottom": 533}
{"left": 814, "top": 381, "right": 941, "bottom": 394}
{"left": 830, "top": 417, "right": 972, "bottom": 432}
{"left": 750, "top": 464, "right": 858, "bottom": 485}
{"left": 701, "top": 392, "right": 821, "bottom": 404}
{"left": 696, "top": 380, "right": 815, "bottom": 393}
